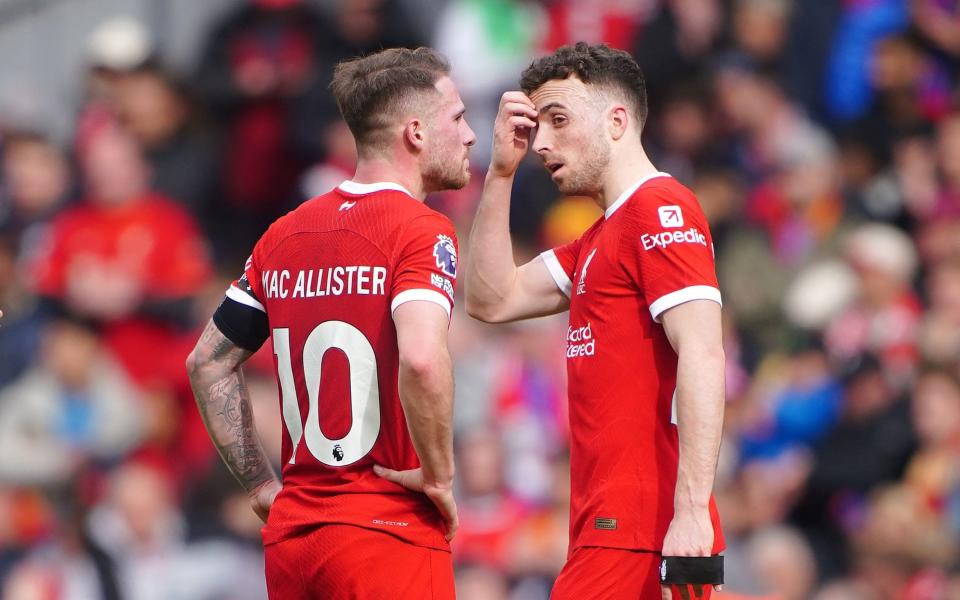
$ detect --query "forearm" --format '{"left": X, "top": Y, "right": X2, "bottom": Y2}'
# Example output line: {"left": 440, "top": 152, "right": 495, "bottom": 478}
{"left": 398, "top": 352, "right": 455, "bottom": 488}
{"left": 465, "top": 173, "right": 519, "bottom": 316}
{"left": 189, "top": 366, "right": 277, "bottom": 493}
{"left": 674, "top": 345, "right": 725, "bottom": 510}
{"left": 187, "top": 322, "right": 278, "bottom": 494}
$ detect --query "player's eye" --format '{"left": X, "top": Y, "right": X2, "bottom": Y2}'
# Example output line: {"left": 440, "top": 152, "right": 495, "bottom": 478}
{"left": 552, "top": 115, "right": 567, "bottom": 126}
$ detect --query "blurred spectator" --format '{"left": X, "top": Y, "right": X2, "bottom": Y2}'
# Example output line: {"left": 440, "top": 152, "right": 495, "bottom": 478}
{"left": 299, "top": 120, "right": 357, "bottom": 200}
{"left": 0, "top": 319, "right": 142, "bottom": 487}
{"left": 114, "top": 66, "right": 221, "bottom": 227}
{"left": 454, "top": 428, "right": 527, "bottom": 570}
{"left": 76, "top": 17, "right": 156, "bottom": 164}
{"left": 540, "top": 0, "right": 656, "bottom": 51}
{"left": 745, "top": 526, "right": 818, "bottom": 600}
{"left": 824, "top": 0, "right": 910, "bottom": 122}
{"left": 850, "top": 483, "right": 955, "bottom": 598}
{"left": 456, "top": 564, "right": 509, "bottom": 600}
{"left": 434, "top": 0, "right": 544, "bottom": 164}
{"left": 790, "top": 353, "right": 917, "bottom": 581}
{"left": 194, "top": 0, "right": 335, "bottom": 255}
{"left": 648, "top": 84, "right": 726, "bottom": 186}
{"left": 31, "top": 123, "right": 209, "bottom": 351}
{"left": 904, "top": 369, "right": 960, "bottom": 534}
{"left": 505, "top": 454, "right": 569, "bottom": 595}
{"left": 0, "top": 132, "right": 71, "bottom": 257}
{"left": 196, "top": 0, "right": 423, "bottom": 256}
{"left": 918, "top": 258, "right": 960, "bottom": 365}
{"left": 29, "top": 123, "right": 213, "bottom": 477}
{"left": 780, "top": 0, "right": 842, "bottom": 119}
{"left": 730, "top": 0, "right": 791, "bottom": 73}
{"left": 738, "top": 344, "right": 843, "bottom": 464}
{"left": 913, "top": 0, "right": 960, "bottom": 57}
{"left": 823, "top": 224, "right": 921, "bottom": 380}
{"left": 634, "top": 0, "right": 725, "bottom": 106}
{"left": 848, "top": 34, "right": 950, "bottom": 151}
{"left": 0, "top": 235, "right": 42, "bottom": 388}
{"left": 84, "top": 460, "right": 267, "bottom": 600}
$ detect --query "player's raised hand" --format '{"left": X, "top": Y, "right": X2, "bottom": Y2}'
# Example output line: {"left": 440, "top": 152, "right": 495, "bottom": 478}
{"left": 248, "top": 478, "right": 282, "bottom": 523}
{"left": 489, "top": 91, "right": 538, "bottom": 178}
{"left": 374, "top": 465, "right": 459, "bottom": 541}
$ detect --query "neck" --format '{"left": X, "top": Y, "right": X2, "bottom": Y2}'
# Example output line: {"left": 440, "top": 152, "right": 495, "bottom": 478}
{"left": 351, "top": 156, "right": 426, "bottom": 201}
{"left": 597, "top": 143, "right": 659, "bottom": 211}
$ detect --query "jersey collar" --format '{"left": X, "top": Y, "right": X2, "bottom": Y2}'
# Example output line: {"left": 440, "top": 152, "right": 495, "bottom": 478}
{"left": 338, "top": 180, "right": 414, "bottom": 197}
{"left": 604, "top": 171, "right": 671, "bottom": 219}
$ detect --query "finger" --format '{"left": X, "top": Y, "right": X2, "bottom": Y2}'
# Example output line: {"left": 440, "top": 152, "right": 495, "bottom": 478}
{"left": 441, "top": 498, "right": 458, "bottom": 541}
{"left": 502, "top": 101, "right": 538, "bottom": 119}
{"left": 372, "top": 464, "right": 402, "bottom": 484}
{"left": 507, "top": 116, "right": 537, "bottom": 130}
{"left": 713, "top": 585, "right": 723, "bottom": 592}
{"left": 445, "top": 511, "right": 458, "bottom": 541}
{"left": 660, "top": 585, "right": 672, "bottom": 600}
{"left": 500, "top": 91, "right": 536, "bottom": 109}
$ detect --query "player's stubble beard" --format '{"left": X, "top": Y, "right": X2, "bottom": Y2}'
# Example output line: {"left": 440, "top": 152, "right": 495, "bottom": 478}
{"left": 555, "top": 134, "right": 611, "bottom": 198}
{"left": 422, "top": 143, "right": 471, "bottom": 192}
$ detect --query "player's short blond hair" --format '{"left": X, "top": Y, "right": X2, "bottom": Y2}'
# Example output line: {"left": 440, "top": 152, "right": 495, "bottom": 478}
{"left": 330, "top": 47, "right": 450, "bottom": 152}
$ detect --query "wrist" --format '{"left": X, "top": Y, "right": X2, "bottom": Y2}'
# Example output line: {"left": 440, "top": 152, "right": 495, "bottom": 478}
{"left": 485, "top": 168, "right": 516, "bottom": 182}
{"left": 421, "top": 474, "right": 454, "bottom": 493}
{"left": 247, "top": 476, "right": 281, "bottom": 497}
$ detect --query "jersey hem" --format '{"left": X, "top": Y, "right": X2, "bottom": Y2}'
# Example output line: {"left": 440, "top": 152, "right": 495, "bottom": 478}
{"left": 540, "top": 250, "right": 573, "bottom": 297}
{"left": 649, "top": 285, "right": 722, "bottom": 322}
{"left": 391, "top": 288, "right": 452, "bottom": 318}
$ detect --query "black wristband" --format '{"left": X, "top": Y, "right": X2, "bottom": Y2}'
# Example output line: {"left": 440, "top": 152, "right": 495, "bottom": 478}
{"left": 659, "top": 556, "right": 724, "bottom": 585}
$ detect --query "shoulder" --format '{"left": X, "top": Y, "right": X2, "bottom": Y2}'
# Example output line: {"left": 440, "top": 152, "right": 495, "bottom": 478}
{"left": 620, "top": 176, "right": 706, "bottom": 228}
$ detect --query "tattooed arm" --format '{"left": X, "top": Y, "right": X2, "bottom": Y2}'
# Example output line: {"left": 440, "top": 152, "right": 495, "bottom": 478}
{"left": 186, "top": 319, "right": 281, "bottom": 522}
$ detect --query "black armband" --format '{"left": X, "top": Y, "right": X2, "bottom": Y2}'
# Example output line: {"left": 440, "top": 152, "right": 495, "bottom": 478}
{"left": 212, "top": 296, "right": 269, "bottom": 352}
{"left": 659, "top": 556, "right": 724, "bottom": 585}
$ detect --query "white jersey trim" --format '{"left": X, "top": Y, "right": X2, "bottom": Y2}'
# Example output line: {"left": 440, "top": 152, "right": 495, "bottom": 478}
{"left": 226, "top": 285, "right": 265, "bottom": 313}
{"left": 338, "top": 180, "right": 415, "bottom": 198}
{"left": 605, "top": 171, "right": 672, "bottom": 219}
{"left": 649, "top": 285, "right": 722, "bottom": 322}
{"left": 391, "top": 288, "right": 451, "bottom": 318}
{"left": 540, "top": 250, "right": 573, "bottom": 297}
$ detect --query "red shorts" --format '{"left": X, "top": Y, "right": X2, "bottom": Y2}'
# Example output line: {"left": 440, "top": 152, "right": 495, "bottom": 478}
{"left": 551, "top": 546, "right": 715, "bottom": 600}
{"left": 264, "top": 523, "right": 454, "bottom": 600}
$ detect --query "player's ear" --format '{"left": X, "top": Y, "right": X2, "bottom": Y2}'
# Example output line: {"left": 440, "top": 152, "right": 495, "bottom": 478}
{"left": 608, "top": 105, "right": 629, "bottom": 141}
{"left": 404, "top": 119, "right": 426, "bottom": 151}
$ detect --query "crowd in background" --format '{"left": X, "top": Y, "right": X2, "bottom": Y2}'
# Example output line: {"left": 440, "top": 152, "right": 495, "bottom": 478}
{"left": 1, "top": 0, "right": 960, "bottom": 598}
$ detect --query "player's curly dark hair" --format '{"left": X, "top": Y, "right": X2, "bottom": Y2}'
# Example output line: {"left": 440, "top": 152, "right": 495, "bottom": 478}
{"left": 520, "top": 42, "right": 648, "bottom": 128}
{"left": 331, "top": 47, "right": 450, "bottom": 150}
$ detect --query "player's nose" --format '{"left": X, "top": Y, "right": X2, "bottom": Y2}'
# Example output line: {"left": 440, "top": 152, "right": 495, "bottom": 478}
{"left": 463, "top": 120, "right": 477, "bottom": 147}
{"left": 531, "top": 127, "right": 550, "bottom": 155}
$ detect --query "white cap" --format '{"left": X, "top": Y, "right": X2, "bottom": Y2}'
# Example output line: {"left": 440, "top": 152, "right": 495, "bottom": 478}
{"left": 846, "top": 223, "right": 918, "bottom": 283}
{"left": 784, "top": 259, "right": 858, "bottom": 329}
{"left": 86, "top": 16, "right": 153, "bottom": 71}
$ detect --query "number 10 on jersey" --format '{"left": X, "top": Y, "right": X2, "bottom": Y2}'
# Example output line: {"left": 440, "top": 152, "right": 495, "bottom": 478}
{"left": 273, "top": 322, "right": 382, "bottom": 467}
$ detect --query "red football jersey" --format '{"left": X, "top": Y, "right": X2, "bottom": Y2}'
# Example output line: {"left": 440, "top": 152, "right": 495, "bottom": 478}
{"left": 220, "top": 181, "right": 458, "bottom": 550}
{"left": 541, "top": 173, "right": 725, "bottom": 553}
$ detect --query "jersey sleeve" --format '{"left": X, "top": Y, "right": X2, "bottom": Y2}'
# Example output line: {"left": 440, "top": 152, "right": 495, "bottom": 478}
{"left": 391, "top": 213, "right": 458, "bottom": 318}
{"left": 626, "top": 191, "right": 722, "bottom": 322}
{"left": 212, "top": 253, "right": 270, "bottom": 352}
{"left": 539, "top": 235, "right": 583, "bottom": 297}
